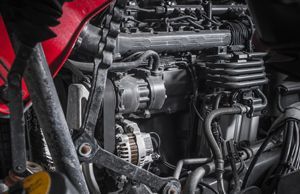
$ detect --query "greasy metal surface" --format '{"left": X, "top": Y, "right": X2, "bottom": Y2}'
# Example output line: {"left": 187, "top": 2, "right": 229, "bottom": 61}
{"left": 24, "top": 44, "right": 89, "bottom": 194}
{"left": 115, "top": 30, "right": 231, "bottom": 55}
{"left": 92, "top": 146, "right": 178, "bottom": 192}
{"left": 66, "top": 84, "right": 89, "bottom": 130}
{"left": 81, "top": 0, "right": 126, "bottom": 136}
{"left": 8, "top": 44, "right": 34, "bottom": 174}
{"left": 74, "top": 131, "right": 180, "bottom": 193}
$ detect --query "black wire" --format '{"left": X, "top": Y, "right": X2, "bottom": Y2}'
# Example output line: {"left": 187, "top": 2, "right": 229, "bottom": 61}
{"left": 178, "top": 62, "right": 204, "bottom": 122}
{"left": 186, "top": 19, "right": 205, "bottom": 30}
{"left": 201, "top": 14, "right": 222, "bottom": 26}
{"left": 294, "top": 124, "right": 300, "bottom": 170}
{"left": 280, "top": 121, "right": 294, "bottom": 175}
{"left": 162, "top": 160, "right": 177, "bottom": 170}
{"left": 199, "top": 182, "right": 219, "bottom": 194}
{"left": 153, "top": 131, "right": 184, "bottom": 171}
{"left": 291, "top": 124, "right": 299, "bottom": 172}
{"left": 229, "top": 154, "right": 241, "bottom": 193}
{"left": 242, "top": 122, "right": 286, "bottom": 189}
{"left": 150, "top": 132, "right": 161, "bottom": 148}
{"left": 262, "top": 121, "right": 300, "bottom": 189}
{"left": 167, "top": 15, "right": 198, "bottom": 22}
{"left": 237, "top": 159, "right": 245, "bottom": 175}
{"left": 193, "top": 103, "right": 204, "bottom": 121}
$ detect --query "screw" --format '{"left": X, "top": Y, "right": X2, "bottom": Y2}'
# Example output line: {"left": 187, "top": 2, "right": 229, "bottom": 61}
{"left": 15, "top": 166, "right": 23, "bottom": 171}
{"left": 152, "top": 153, "right": 160, "bottom": 160}
{"left": 78, "top": 143, "right": 92, "bottom": 157}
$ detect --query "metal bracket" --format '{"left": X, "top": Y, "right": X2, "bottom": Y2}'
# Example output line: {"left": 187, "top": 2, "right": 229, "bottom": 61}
{"left": 73, "top": 132, "right": 181, "bottom": 193}
{"left": 7, "top": 44, "right": 34, "bottom": 175}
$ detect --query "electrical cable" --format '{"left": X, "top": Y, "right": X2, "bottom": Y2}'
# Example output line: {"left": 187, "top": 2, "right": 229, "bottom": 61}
{"left": 241, "top": 122, "right": 286, "bottom": 189}
{"left": 282, "top": 122, "right": 293, "bottom": 164}
{"left": 204, "top": 106, "right": 248, "bottom": 194}
{"left": 193, "top": 103, "right": 204, "bottom": 121}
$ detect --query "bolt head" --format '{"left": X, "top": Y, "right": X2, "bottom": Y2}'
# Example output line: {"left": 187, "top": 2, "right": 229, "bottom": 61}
{"left": 78, "top": 143, "right": 92, "bottom": 157}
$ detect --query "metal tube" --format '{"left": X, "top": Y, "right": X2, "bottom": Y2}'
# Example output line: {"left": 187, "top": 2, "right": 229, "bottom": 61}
{"left": 24, "top": 44, "right": 89, "bottom": 194}
{"left": 7, "top": 44, "right": 34, "bottom": 175}
{"left": 173, "top": 158, "right": 211, "bottom": 179}
{"left": 116, "top": 30, "right": 231, "bottom": 55}
{"left": 184, "top": 162, "right": 215, "bottom": 194}
{"left": 75, "top": 24, "right": 231, "bottom": 57}
{"left": 185, "top": 141, "right": 278, "bottom": 194}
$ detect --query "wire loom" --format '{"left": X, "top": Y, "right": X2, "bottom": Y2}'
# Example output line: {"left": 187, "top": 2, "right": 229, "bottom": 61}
{"left": 242, "top": 102, "right": 300, "bottom": 191}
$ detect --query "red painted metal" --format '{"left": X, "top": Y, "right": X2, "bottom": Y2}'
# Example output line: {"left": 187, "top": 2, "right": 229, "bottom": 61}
{"left": 0, "top": 0, "right": 111, "bottom": 115}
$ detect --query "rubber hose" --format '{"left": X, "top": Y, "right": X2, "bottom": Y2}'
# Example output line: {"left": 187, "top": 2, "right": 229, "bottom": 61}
{"left": 203, "top": 106, "right": 247, "bottom": 194}
{"left": 110, "top": 50, "right": 160, "bottom": 74}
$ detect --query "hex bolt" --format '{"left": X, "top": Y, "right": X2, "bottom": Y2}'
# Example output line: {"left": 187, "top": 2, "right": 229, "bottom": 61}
{"left": 15, "top": 166, "right": 23, "bottom": 172}
{"left": 78, "top": 143, "right": 92, "bottom": 157}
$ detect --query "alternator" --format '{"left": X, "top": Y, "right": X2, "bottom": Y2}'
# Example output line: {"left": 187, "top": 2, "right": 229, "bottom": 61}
{"left": 116, "top": 120, "right": 154, "bottom": 167}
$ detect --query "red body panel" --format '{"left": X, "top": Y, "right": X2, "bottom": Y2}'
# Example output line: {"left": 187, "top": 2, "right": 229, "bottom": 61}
{"left": 0, "top": 0, "right": 111, "bottom": 115}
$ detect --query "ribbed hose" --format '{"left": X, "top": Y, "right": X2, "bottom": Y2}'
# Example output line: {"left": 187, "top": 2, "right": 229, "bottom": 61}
{"left": 204, "top": 106, "right": 248, "bottom": 194}
{"left": 223, "top": 21, "right": 250, "bottom": 46}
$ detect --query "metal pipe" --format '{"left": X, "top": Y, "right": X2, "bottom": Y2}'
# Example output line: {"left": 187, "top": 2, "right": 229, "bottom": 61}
{"left": 173, "top": 158, "right": 211, "bottom": 179}
{"left": 115, "top": 30, "right": 231, "bottom": 55}
{"left": 185, "top": 141, "right": 278, "bottom": 194}
{"left": 184, "top": 161, "right": 215, "bottom": 194}
{"left": 24, "top": 44, "right": 89, "bottom": 194}
{"left": 125, "top": 5, "right": 247, "bottom": 15}
{"left": 74, "top": 24, "right": 231, "bottom": 57}
{"left": 7, "top": 44, "right": 33, "bottom": 175}
{"left": 68, "top": 50, "right": 161, "bottom": 74}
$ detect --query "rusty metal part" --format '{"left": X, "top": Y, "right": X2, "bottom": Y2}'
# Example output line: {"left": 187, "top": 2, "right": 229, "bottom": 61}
{"left": 74, "top": 132, "right": 181, "bottom": 193}
{"left": 24, "top": 44, "right": 89, "bottom": 194}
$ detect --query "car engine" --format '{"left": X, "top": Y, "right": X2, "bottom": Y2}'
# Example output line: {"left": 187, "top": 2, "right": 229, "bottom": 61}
{"left": 1, "top": 0, "right": 300, "bottom": 193}
{"left": 65, "top": 0, "right": 270, "bottom": 192}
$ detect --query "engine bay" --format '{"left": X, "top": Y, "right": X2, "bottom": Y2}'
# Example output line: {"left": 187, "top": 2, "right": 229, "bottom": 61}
{"left": 1, "top": 0, "right": 300, "bottom": 193}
